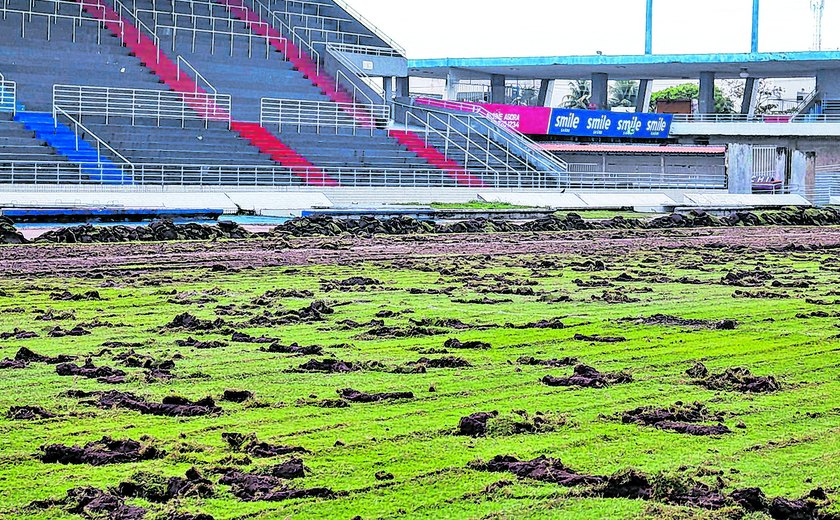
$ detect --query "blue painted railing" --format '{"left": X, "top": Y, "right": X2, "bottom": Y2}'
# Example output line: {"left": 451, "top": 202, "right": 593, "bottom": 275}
{"left": 14, "top": 111, "right": 132, "bottom": 185}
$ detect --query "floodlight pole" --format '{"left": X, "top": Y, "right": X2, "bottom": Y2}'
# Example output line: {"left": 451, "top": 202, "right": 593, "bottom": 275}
{"left": 751, "top": 0, "right": 760, "bottom": 53}
{"left": 645, "top": 0, "right": 653, "bottom": 54}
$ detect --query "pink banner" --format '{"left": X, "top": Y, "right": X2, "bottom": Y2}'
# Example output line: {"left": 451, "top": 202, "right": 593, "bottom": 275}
{"left": 477, "top": 103, "right": 552, "bottom": 134}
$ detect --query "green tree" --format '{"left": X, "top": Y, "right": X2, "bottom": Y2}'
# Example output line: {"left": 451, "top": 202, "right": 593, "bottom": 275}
{"left": 563, "top": 80, "right": 591, "bottom": 109}
{"left": 609, "top": 80, "right": 639, "bottom": 108}
{"left": 650, "top": 83, "right": 735, "bottom": 113}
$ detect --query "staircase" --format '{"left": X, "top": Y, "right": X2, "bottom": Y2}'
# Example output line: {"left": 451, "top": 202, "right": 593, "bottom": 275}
{"left": 14, "top": 111, "right": 130, "bottom": 184}
{"left": 213, "top": 0, "right": 374, "bottom": 127}
{"left": 74, "top": 0, "right": 337, "bottom": 185}
{"left": 389, "top": 129, "right": 487, "bottom": 187}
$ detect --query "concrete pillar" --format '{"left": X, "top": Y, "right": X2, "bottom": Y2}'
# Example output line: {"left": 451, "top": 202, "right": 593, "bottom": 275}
{"left": 699, "top": 72, "right": 716, "bottom": 114}
{"left": 727, "top": 143, "right": 753, "bottom": 194}
{"left": 776, "top": 147, "right": 789, "bottom": 189}
{"left": 490, "top": 74, "right": 506, "bottom": 104}
{"left": 791, "top": 150, "right": 817, "bottom": 201}
{"left": 537, "top": 80, "right": 556, "bottom": 107}
{"left": 741, "top": 77, "right": 759, "bottom": 116}
{"left": 445, "top": 68, "right": 460, "bottom": 101}
{"left": 396, "top": 76, "right": 410, "bottom": 98}
{"left": 383, "top": 77, "right": 394, "bottom": 101}
{"left": 636, "top": 79, "right": 653, "bottom": 113}
{"left": 591, "top": 73, "right": 609, "bottom": 110}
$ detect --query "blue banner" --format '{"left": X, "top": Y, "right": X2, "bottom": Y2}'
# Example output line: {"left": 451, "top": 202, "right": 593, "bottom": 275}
{"left": 547, "top": 109, "right": 672, "bottom": 139}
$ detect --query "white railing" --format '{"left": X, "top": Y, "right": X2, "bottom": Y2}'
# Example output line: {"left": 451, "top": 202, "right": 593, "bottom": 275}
{"left": 410, "top": 98, "right": 569, "bottom": 175}
{"left": 401, "top": 110, "right": 526, "bottom": 187}
{"left": 53, "top": 84, "right": 232, "bottom": 127}
{"left": 327, "top": 43, "right": 385, "bottom": 103}
{"left": 53, "top": 106, "right": 135, "bottom": 177}
{"left": 136, "top": 7, "right": 273, "bottom": 58}
{"left": 0, "top": 79, "right": 17, "bottom": 116}
{"left": 0, "top": 7, "right": 121, "bottom": 44}
{"left": 113, "top": 0, "right": 161, "bottom": 62}
{"left": 260, "top": 98, "right": 388, "bottom": 135}
{"left": 291, "top": 24, "right": 374, "bottom": 47}
{"left": 176, "top": 55, "right": 216, "bottom": 94}
{"left": 324, "top": 42, "right": 403, "bottom": 57}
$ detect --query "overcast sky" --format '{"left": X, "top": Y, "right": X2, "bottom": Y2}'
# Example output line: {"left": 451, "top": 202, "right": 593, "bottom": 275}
{"left": 345, "top": 0, "right": 839, "bottom": 58}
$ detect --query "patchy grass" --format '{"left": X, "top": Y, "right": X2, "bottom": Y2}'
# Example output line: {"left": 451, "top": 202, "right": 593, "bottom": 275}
{"left": 0, "top": 235, "right": 838, "bottom": 519}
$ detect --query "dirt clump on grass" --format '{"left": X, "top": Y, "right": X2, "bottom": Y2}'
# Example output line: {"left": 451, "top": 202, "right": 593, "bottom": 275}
{"left": 55, "top": 360, "right": 127, "bottom": 384}
{"left": 469, "top": 455, "right": 603, "bottom": 486}
{"left": 81, "top": 391, "right": 222, "bottom": 417}
{"left": 444, "top": 338, "right": 491, "bottom": 350}
{"left": 410, "top": 356, "right": 472, "bottom": 369}
{"left": 231, "top": 331, "right": 279, "bottom": 344}
{"left": 0, "top": 329, "right": 39, "bottom": 340}
{"left": 291, "top": 358, "right": 360, "bottom": 373}
{"left": 175, "top": 337, "right": 228, "bottom": 349}
{"left": 222, "top": 432, "right": 308, "bottom": 458}
{"left": 7, "top": 406, "right": 56, "bottom": 420}
{"left": 721, "top": 269, "right": 774, "bottom": 287}
{"left": 458, "top": 412, "right": 498, "bottom": 437}
{"left": 337, "top": 388, "right": 414, "bottom": 403}
{"left": 40, "top": 436, "right": 162, "bottom": 466}
{"left": 165, "top": 313, "right": 229, "bottom": 333}
{"left": 261, "top": 343, "right": 324, "bottom": 356}
{"left": 620, "top": 314, "right": 737, "bottom": 330}
{"left": 30, "top": 487, "right": 146, "bottom": 519}
{"left": 15, "top": 347, "right": 76, "bottom": 364}
{"left": 222, "top": 390, "right": 254, "bottom": 403}
{"left": 219, "top": 469, "right": 335, "bottom": 502}
{"left": 116, "top": 467, "right": 213, "bottom": 503}
{"left": 517, "top": 356, "right": 579, "bottom": 367}
{"left": 687, "top": 363, "right": 781, "bottom": 393}
{"left": 49, "top": 290, "right": 102, "bottom": 301}
{"left": 542, "top": 364, "right": 632, "bottom": 388}
{"left": 621, "top": 402, "right": 732, "bottom": 436}
{"left": 573, "top": 334, "right": 627, "bottom": 343}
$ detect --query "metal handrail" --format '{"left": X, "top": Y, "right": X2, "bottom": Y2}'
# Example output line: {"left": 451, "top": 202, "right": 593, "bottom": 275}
{"left": 260, "top": 97, "right": 388, "bottom": 135}
{"left": 0, "top": 6, "right": 121, "bottom": 44}
{"left": 176, "top": 56, "right": 216, "bottom": 95}
{"left": 53, "top": 106, "right": 135, "bottom": 180}
{"left": 290, "top": 23, "right": 373, "bottom": 47}
{"left": 403, "top": 110, "right": 507, "bottom": 182}
{"left": 53, "top": 84, "right": 232, "bottom": 127}
{"left": 410, "top": 98, "right": 569, "bottom": 174}
{"left": 325, "top": 42, "right": 403, "bottom": 57}
{"left": 112, "top": 0, "right": 161, "bottom": 62}
{"left": 793, "top": 88, "right": 818, "bottom": 116}
{"left": 0, "top": 79, "right": 17, "bottom": 116}
{"left": 327, "top": 43, "right": 385, "bottom": 101}
{"left": 163, "top": 21, "right": 271, "bottom": 58}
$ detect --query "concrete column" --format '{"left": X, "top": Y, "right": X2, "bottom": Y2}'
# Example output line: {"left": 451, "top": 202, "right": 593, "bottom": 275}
{"left": 445, "top": 68, "right": 460, "bottom": 101}
{"left": 699, "top": 72, "right": 716, "bottom": 114}
{"left": 383, "top": 77, "right": 394, "bottom": 101}
{"left": 591, "top": 73, "right": 609, "bottom": 110}
{"left": 490, "top": 74, "right": 506, "bottom": 104}
{"left": 741, "top": 77, "right": 759, "bottom": 116}
{"left": 537, "top": 80, "right": 556, "bottom": 107}
{"left": 396, "top": 76, "right": 410, "bottom": 98}
{"left": 791, "top": 151, "right": 817, "bottom": 201}
{"left": 727, "top": 143, "right": 753, "bottom": 194}
{"left": 776, "top": 147, "right": 789, "bottom": 189}
{"left": 636, "top": 79, "right": 653, "bottom": 113}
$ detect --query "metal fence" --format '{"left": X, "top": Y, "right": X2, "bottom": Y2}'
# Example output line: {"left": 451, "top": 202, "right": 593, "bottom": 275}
{"left": 0, "top": 78, "right": 16, "bottom": 115}
{"left": 53, "top": 84, "right": 232, "bottom": 127}
{"left": 260, "top": 98, "right": 389, "bottom": 134}
{"left": 0, "top": 5, "right": 121, "bottom": 44}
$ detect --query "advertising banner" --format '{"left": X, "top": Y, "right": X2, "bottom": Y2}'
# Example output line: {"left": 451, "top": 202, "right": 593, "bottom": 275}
{"left": 547, "top": 108, "right": 673, "bottom": 139}
{"left": 478, "top": 103, "right": 553, "bottom": 135}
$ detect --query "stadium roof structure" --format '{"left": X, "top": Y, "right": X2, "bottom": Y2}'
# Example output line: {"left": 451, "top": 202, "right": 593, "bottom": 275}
{"left": 408, "top": 51, "right": 840, "bottom": 80}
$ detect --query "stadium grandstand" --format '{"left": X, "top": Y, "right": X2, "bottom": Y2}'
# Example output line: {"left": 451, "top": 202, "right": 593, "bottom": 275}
{"left": 0, "top": 0, "right": 838, "bottom": 209}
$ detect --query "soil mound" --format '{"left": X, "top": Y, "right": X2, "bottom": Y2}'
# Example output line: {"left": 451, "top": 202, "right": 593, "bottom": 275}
{"left": 7, "top": 406, "right": 56, "bottom": 420}
{"left": 35, "top": 219, "right": 251, "bottom": 243}
{"left": 30, "top": 486, "right": 146, "bottom": 519}
{"left": 573, "top": 334, "right": 627, "bottom": 343}
{"left": 116, "top": 467, "right": 213, "bottom": 503}
{"left": 55, "top": 360, "right": 127, "bottom": 384}
{"left": 469, "top": 455, "right": 603, "bottom": 487}
{"left": 621, "top": 314, "right": 737, "bottom": 330}
{"left": 0, "top": 216, "right": 26, "bottom": 244}
{"left": 542, "top": 364, "right": 632, "bottom": 388}
{"left": 411, "top": 356, "right": 472, "bottom": 369}
{"left": 90, "top": 391, "right": 221, "bottom": 417}
{"left": 175, "top": 337, "right": 228, "bottom": 349}
{"left": 166, "top": 313, "right": 228, "bottom": 332}
{"left": 40, "top": 436, "right": 161, "bottom": 466}
{"left": 517, "top": 356, "right": 579, "bottom": 367}
{"left": 444, "top": 338, "right": 491, "bottom": 350}
{"left": 219, "top": 469, "right": 335, "bottom": 502}
{"left": 458, "top": 412, "right": 499, "bottom": 437}
{"left": 687, "top": 363, "right": 781, "bottom": 393}
{"left": 338, "top": 388, "right": 414, "bottom": 403}
{"left": 222, "top": 432, "right": 308, "bottom": 458}
{"left": 291, "top": 358, "right": 360, "bottom": 373}
{"left": 15, "top": 347, "right": 75, "bottom": 364}
{"left": 0, "top": 329, "right": 39, "bottom": 340}
{"left": 222, "top": 390, "right": 254, "bottom": 403}
{"left": 261, "top": 343, "right": 324, "bottom": 356}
